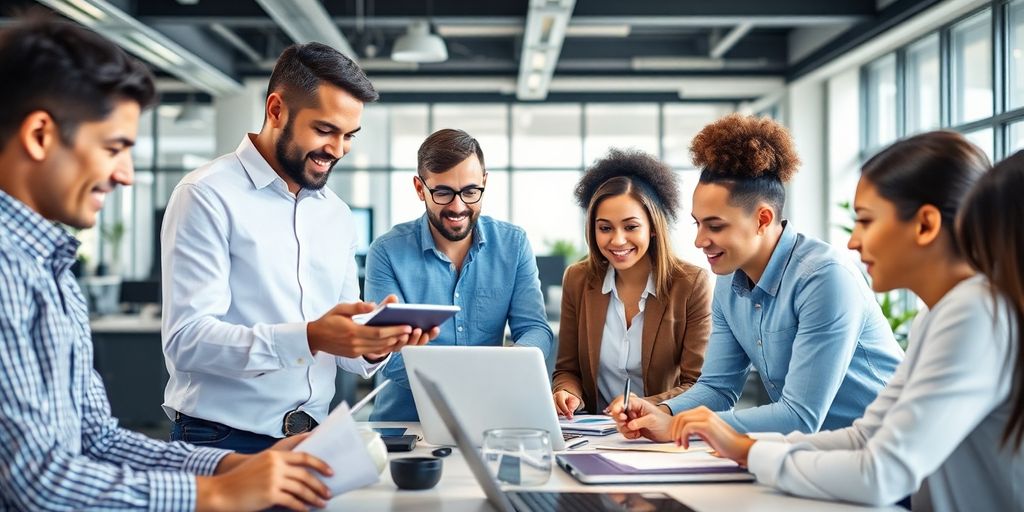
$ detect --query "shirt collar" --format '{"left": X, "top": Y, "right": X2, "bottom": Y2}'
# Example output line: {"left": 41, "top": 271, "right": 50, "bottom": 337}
{"left": 415, "top": 213, "right": 486, "bottom": 255}
{"left": 235, "top": 134, "right": 326, "bottom": 199}
{"left": 0, "top": 189, "right": 80, "bottom": 263}
{"left": 732, "top": 220, "right": 795, "bottom": 297}
{"left": 601, "top": 264, "right": 657, "bottom": 298}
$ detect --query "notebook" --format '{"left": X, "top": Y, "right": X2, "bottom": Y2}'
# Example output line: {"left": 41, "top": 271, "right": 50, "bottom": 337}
{"left": 556, "top": 452, "right": 756, "bottom": 484}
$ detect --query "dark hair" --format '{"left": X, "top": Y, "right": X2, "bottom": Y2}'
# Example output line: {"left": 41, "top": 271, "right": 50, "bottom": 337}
{"left": 690, "top": 114, "right": 801, "bottom": 219}
{"left": 0, "top": 14, "right": 155, "bottom": 146}
{"left": 957, "top": 150, "right": 1024, "bottom": 449}
{"left": 862, "top": 131, "right": 989, "bottom": 256}
{"left": 575, "top": 149, "right": 680, "bottom": 221}
{"left": 267, "top": 42, "right": 378, "bottom": 112}
{"left": 417, "top": 128, "right": 485, "bottom": 174}
{"left": 576, "top": 149, "right": 683, "bottom": 296}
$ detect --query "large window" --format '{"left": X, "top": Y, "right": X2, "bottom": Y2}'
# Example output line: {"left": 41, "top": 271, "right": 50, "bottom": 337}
{"left": 905, "top": 35, "right": 941, "bottom": 134}
{"left": 951, "top": 10, "right": 993, "bottom": 125}
{"left": 865, "top": 54, "right": 899, "bottom": 149}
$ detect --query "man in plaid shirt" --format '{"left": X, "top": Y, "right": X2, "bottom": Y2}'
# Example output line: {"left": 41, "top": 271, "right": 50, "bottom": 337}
{"left": 0, "top": 15, "right": 333, "bottom": 511}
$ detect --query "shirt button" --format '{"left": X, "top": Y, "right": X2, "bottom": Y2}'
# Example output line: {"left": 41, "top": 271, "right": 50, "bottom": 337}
{"left": 450, "top": 264, "right": 455, "bottom": 271}
{"left": 297, "top": 357, "right": 306, "bottom": 365}
{"left": 455, "top": 292, "right": 460, "bottom": 298}
{"left": 757, "top": 340, "right": 762, "bottom": 346}
{"left": 457, "top": 326, "right": 464, "bottom": 332}
{"left": 754, "top": 303, "right": 761, "bottom": 309}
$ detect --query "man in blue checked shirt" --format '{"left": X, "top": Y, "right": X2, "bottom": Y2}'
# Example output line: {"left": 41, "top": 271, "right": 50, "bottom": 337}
{"left": 0, "top": 17, "right": 333, "bottom": 511}
{"left": 366, "top": 129, "right": 554, "bottom": 420}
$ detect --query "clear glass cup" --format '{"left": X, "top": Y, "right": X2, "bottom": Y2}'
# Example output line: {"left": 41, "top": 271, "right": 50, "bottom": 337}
{"left": 481, "top": 428, "right": 552, "bottom": 486}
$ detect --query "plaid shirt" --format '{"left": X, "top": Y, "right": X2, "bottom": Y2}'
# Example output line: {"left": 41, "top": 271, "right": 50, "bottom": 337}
{"left": 0, "top": 190, "right": 229, "bottom": 511}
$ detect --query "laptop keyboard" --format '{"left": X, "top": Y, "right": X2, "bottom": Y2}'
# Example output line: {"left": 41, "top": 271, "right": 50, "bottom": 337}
{"left": 511, "top": 491, "right": 609, "bottom": 512}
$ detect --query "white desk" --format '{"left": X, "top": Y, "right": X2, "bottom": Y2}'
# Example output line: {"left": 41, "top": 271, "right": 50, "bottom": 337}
{"left": 327, "top": 423, "right": 903, "bottom": 512}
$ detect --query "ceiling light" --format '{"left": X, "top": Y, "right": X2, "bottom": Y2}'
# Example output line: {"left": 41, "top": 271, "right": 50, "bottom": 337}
{"left": 531, "top": 53, "right": 547, "bottom": 70}
{"left": 392, "top": 20, "right": 448, "bottom": 63}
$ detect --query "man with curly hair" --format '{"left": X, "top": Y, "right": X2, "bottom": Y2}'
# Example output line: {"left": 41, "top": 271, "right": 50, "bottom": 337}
{"left": 363, "top": 129, "right": 553, "bottom": 420}
{"left": 611, "top": 114, "right": 903, "bottom": 437}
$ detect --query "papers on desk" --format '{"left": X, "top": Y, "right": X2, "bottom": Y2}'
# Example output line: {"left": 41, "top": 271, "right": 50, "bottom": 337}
{"left": 594, "top": 437, "right": 711, "bottom": 454}
{"left": 600, "top": 451, "right": 739, "bottom": 471}
{"left": 294, "top": 402, "right": 380, "bottom": 495}
{"left": 559, "top": 414, "right": 617, "bottom": 436}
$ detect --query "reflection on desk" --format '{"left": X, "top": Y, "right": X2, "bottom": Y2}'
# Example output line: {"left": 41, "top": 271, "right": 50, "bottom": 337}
{"left": 327, "top": 422, "right": 904, "bottom": 512}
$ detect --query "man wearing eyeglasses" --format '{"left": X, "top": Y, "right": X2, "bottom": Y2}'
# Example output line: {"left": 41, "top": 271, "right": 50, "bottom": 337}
{"left": 364, "top": 128, "right": 554, "bottom": 420}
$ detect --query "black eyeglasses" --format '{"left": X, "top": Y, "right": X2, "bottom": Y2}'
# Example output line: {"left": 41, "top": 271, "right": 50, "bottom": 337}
{"left": 417, "top": 175, "right": 485, "bottom": 205}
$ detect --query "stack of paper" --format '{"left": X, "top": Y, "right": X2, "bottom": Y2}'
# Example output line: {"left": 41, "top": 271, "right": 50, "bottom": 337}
{"left": 594, "top": 437, "right": 710, "bottom": 454}
{"left": 599, "top": 451, "right": 740, "bottom": 471}
{"left": 559, "top": 414, "right": 618, "bottom": 436}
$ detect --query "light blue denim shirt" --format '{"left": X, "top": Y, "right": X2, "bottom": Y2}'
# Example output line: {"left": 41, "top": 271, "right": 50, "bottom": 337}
{"left": 664, "top": 221, "right": 903, "bottom": 433}
{"left": 365, "top": 214, "right": 554, "bottom": 420}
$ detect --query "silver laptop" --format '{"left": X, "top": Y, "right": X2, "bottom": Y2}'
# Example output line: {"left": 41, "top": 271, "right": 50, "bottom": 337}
{"left": 415, "top": 370, "right": 696, "bottom": 512}
{"left": 404, "top": 346, "right": 566, "bottom": 450}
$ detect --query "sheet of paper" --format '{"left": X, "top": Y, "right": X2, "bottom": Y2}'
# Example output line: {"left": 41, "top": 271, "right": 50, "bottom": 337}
{"left": 601, "top": 451, "right": 740, "bottom": 471}
{"left": 594, "top": 437, "right": 709, "bottom": 453}
{"left": 558, "top": 414, "right": 616, "bottom": 426}
{"left": 294, "top": 402, "right": 379, "bottom": 495}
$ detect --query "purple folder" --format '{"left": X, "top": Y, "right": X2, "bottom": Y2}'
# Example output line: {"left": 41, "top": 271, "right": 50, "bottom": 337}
{"left": 556, "top": 453, "right": 756, "bottom": 484}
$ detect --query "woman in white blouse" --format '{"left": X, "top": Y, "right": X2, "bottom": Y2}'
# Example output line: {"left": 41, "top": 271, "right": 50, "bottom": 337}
{"left": 660, "top": 131, "right": 1023, "bottom": 511}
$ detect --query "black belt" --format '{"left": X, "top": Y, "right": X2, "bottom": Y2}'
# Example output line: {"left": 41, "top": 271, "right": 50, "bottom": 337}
{"left": 283, "top": 409, "right": 319, "bottom": 436}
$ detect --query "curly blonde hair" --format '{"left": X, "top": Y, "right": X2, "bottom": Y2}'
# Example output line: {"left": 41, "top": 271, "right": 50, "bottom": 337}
{"left": 690, "top": 114, "right": 800, "bottom": 183}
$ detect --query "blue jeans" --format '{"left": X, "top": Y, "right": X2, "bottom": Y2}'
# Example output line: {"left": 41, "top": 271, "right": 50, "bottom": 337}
{"left": 170, "top": 412, "right": 278, "bottom": 454}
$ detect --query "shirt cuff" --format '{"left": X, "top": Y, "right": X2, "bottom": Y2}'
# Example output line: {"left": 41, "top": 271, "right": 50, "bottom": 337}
{"left": 746, "top": 438, "right": 795, "bottom": 487}
{"left": 147, "top": 471, "right": 197, "bottom": 512}
{"left": 359, "top": 353, "right": 390, "bottom": 378}
{"left": 273, "top": 322, "right": 315, "bottom": 368}
{"left": 183, "top": 447, "right": 232, "bottom": 476}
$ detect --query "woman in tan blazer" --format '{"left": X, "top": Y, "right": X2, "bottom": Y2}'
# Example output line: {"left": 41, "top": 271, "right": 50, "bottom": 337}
{"left": 552, "top": 149, "right": 712, "bottom": 417}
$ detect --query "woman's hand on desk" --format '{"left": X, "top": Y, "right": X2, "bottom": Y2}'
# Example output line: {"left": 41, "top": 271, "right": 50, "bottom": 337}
{"left": 552, "top": 390, "right": 583, "bottom": 419}
{"left": 669, "top": 406, "right": 755, "bottom": 467}
{"left": 197, "top": 436, "right": 333, "bottom": 512}
{"left": 607, "top": 394, "right": 674, "bottom": 442}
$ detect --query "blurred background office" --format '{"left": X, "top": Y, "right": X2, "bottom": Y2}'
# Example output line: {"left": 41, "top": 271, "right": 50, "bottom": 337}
{"left": 4, "top": 0, "right": 1017, "bottom": 435}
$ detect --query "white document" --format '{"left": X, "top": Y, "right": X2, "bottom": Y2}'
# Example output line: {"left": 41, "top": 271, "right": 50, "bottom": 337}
{"left": 601, "top": 451, "right": 740, "bottom": 471}
{"left": 594, "top": 436, "right": 710, "bottom": 454}
{"left": 293, "top": 402, "right": 379, "bottom": 495}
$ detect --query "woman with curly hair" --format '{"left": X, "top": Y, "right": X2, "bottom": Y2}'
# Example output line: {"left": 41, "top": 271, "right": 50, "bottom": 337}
{"left": 551, "top": 149, "right": 712, "bottom": 417}
{"left": 610, "top": 114, "right": 903, "bottom": 437}
{"left": 652, "top": 133, "right": 1023, "bottom": 511}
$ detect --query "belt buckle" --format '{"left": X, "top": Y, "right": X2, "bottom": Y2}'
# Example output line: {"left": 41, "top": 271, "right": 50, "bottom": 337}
{"left": 283, "top": 409, "right": 318, "bottom": 436}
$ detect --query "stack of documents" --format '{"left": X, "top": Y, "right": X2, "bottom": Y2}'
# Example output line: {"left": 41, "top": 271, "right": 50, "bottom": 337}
{"left": 559, "top": 414, "right": 618, "bottom": 436}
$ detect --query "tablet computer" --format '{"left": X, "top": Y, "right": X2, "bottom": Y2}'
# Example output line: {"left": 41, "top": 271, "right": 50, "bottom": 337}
{"left": 353, "top": 303, "right": 460, "bottom": 331}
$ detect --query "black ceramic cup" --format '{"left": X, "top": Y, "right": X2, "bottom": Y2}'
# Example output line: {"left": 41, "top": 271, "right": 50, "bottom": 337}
{"left": 390, "top": 456, "right": 443, "bottom": 490}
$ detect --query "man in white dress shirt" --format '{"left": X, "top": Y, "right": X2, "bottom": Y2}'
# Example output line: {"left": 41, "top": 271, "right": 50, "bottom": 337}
{"left": 161, "top": 43, "right": 435, "bottom": 452}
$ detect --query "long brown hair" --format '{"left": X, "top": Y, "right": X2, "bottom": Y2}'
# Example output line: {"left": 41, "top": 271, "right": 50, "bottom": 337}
{"left": 582, "top": 176, "right": 682, "bottom": 297}
{"left": 957, "top": 150, "right": 1024, "bottom": 449}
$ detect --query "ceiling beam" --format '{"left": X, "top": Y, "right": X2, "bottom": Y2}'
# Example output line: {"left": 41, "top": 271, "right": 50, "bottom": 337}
{"left": 35, "top": 0, "right": 241, "bottom": 95}
{"left": 254, "top": 0, "right": 358, "bottom": 61}
{"left": 710, "top": 22, "right": 754, "bottom": 59}
{"left": 517, "top": 0, "right": 575, "bottom": 101}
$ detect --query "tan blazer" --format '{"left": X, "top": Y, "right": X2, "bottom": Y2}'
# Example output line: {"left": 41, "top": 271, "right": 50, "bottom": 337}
{"left": 552, "top": 260, "right": 712, "bottom": 411}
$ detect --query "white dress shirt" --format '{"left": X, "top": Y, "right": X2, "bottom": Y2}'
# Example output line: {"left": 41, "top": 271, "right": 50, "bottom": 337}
{"left": 161, "top": 135, "right": 384, "bottom": 437}
{"left": 747, "top": 275, "right": 1022, "bottom": 511}
{"left": 596, "top": 266, "right": 656, "bottom": 411}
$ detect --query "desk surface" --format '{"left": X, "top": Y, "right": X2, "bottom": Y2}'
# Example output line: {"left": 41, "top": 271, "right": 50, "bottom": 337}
{"left": 327, "top": 423, "right": 901, "bottom": 512}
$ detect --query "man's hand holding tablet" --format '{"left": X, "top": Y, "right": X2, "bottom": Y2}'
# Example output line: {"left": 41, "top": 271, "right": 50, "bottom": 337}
{"left": 307, "top": 295, "right": 442, "bottom": 360}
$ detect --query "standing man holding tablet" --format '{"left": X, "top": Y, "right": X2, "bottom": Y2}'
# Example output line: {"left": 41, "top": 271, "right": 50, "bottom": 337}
{"left": 365, "top": 129, "right": 554, "bottom": 420}
{"left": 161, "top": 43, "right": 437, "bottom": 453}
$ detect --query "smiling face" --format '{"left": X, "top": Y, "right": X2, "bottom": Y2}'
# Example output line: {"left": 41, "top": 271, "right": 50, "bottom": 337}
{"left": 272, "top": 83, "right": 364, "bottom": 190}
{"left": 25, "top": 100, "right": 139, "bottom": 229}
{"left": 847, "top": 178, "right": 919, "bottom": 293}
{"left": 691, "top": 182, "right": 768, "bottom": 276}
{"left": 415, "top": 154, "right": 487, "bottom": 242}
{"left": 593, "top": 193, "right": 652, "bottom": 272}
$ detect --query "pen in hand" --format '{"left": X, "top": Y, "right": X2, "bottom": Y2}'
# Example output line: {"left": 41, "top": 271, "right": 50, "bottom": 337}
{"left": 622, "top": 378, "right": 631, "bottom": 419}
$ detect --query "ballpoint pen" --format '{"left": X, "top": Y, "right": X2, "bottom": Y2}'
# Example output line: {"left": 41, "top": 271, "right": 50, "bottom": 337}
{"left": 566, "top": 439, "right": 589, "bottom": 450}
{"left": 622, "top": 377, "right": 631, "bottom": 414}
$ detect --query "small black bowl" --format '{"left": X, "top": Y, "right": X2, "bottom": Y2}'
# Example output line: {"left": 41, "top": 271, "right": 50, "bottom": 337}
{"left": 390, "top": 456, "right": 443, "bottom": 490}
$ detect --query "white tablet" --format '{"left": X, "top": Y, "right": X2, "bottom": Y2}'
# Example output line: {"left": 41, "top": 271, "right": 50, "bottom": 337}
{"left": 403, "top": 345, "right": 565, "bottom": 450}
{"left": 353, "top": 303, "right": 460, "bottom": 331}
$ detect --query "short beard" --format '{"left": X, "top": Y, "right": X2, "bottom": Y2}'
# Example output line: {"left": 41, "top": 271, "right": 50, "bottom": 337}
{"left": 274, "top": 117, "right": 337, "bottom": 190}
{"left": 426, "top": 207, "right": 478, "bottom": 242}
